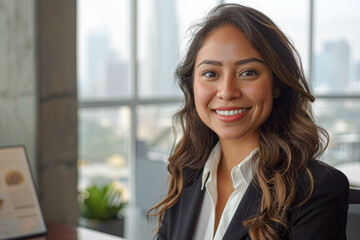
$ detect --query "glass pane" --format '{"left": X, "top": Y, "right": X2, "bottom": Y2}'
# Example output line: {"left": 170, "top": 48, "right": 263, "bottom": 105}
{"left": 78, "top": 107, "right": 131, "bottom": 196}
{"left": 137, "top": 0, "right": 218, "bottom": 98}
{"left": 135, "top": 104, "right": 180, "bottom": 212}
{"left": 78, "top": 0, "right": 130, "bottom": 100}
{"left": 314, "top": 99, "right": 360, "bottom": 187}
{"left": 313, "top": 0, "right": 360, "bottom": 94}
{"left": 225, "top": 0, "right": 310, "bottom": 74}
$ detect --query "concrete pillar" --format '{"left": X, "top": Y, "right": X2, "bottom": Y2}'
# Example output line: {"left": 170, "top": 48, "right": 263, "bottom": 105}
{"left": 37, "top": 0, "right": 78, "bottom": 224}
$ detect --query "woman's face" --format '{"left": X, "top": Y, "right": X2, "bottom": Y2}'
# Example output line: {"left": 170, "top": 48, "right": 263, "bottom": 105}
{"left": 193, "top": 24, "right": 276, "bottom": 145}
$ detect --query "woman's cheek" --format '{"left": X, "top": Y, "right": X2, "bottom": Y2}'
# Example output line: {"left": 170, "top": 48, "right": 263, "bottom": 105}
{"left": 194, "top": 82, "right": 210, "bottom": 104}
{"left": 244, "top": 81, "right": 274, "bottom": 102}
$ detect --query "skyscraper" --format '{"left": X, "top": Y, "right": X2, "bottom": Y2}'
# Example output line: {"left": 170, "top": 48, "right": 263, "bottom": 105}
{"left": 314, "top": 40, "right": 350, "bottom": 92}
{"left": 356, "top": 62, "right": 360, "bottom": 82}
{"left": 103, "top": 60, "right": 128, "bottom": 98}
{"left": 140, "top": 0, "right": 180, "bottom": 97}
{"left": 86, "top": 32, "right": 111, "bottom": 98}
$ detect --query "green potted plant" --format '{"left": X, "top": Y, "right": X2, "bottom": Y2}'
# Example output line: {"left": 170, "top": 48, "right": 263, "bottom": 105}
{"left": 78, "top": 181, "right": 128, "bottom": 237}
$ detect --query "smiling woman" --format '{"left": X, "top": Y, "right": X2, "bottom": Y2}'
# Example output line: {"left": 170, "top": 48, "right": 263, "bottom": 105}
{"left": 148, "top": 3, "right": 349, "bottom": 240}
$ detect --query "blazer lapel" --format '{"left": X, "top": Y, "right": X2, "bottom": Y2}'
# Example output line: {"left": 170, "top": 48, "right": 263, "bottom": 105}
{"left": 223, "top": 181, "right": 263, "bottom": 240}
{"left": 174, "top": 173, "right": 205, "bottom": 240}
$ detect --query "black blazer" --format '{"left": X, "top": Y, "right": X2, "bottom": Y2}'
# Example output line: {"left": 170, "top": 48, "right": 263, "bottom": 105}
{"left": 157, "top": 161, "right": 349, "bottom": 240}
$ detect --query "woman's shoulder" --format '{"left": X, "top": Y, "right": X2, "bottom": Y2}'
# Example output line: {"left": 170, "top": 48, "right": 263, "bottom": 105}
{"left": 294, "top": 160, "right": 349, "bottom": 206}
{"left": 183, "top": 167, "right": 203, "bottom": 187}
{"left": 288, "top": 161, "right": 349, "bottom": 239}
{"left": 307, "top": 160, "right": 349, "bottom": 192}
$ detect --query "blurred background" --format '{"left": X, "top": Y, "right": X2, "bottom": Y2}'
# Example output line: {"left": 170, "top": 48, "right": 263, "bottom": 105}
{"left": 1, "top": 0, "right": 360, "bottom": 239}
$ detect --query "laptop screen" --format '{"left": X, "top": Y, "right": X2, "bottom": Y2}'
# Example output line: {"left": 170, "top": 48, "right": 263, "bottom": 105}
{"left": 0, "top": 146, "right": 47, "bottom": 240}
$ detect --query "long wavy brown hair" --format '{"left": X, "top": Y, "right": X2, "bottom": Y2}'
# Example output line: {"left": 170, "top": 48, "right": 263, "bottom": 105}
{"left": 148, "top": 4, "right": 328, "bottom": 239}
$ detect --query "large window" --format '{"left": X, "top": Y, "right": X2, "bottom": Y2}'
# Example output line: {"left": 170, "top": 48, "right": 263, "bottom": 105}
{"left": 78, "top": 1, "right": 360, "bottom": 238}
{"left": 78, "top": 0, "right": 219, "bottom": 213}
{"left": 313, "top": 0, "right": 360, "bottom": 187}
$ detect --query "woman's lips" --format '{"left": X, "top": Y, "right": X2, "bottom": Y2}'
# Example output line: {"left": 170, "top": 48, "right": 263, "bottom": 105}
{"left": 212, "top": 107, "right": 251, "bottom": 122}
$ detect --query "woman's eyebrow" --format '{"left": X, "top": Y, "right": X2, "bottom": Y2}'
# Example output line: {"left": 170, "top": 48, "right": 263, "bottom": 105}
{"left": 197, "top": 57, "right": 264, "bottom": 68}
{"left": 235, "top": 57, "right": 264, "bottom": 65}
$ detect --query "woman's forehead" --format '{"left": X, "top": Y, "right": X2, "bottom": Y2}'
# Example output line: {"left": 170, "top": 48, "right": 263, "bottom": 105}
{"left": 195, "top": 24, "right": 264, "bottom": 65}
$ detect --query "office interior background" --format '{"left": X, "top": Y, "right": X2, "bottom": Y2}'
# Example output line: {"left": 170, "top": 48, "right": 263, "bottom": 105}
{"left": 1, "top": 0, "right": 360, "bottom": 239}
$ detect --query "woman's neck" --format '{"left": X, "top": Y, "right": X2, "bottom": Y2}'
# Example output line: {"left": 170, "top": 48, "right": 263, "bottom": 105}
{"left": 219, "top": 137, "right": 258, "bottom": 174}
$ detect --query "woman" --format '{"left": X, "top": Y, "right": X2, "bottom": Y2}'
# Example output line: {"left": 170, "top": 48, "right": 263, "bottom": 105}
{"left": 148, "top": 4, "right": 349, "bottom": 240}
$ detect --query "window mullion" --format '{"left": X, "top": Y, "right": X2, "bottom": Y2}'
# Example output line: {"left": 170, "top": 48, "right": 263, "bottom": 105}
{"left": 308, "top": 0, "right": 314, "bottom": 91}
{"left": 129, "top": 0, "right": 138, "bottom": 204}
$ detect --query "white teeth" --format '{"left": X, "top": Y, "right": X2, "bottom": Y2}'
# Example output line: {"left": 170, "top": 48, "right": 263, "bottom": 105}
{"left": 215, "top": 108, "right": 249, "bottom": 116}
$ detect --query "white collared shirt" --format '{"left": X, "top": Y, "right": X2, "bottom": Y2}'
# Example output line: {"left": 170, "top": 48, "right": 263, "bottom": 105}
{"left": 194, "top": 142, "right": 257, "bottom": 240}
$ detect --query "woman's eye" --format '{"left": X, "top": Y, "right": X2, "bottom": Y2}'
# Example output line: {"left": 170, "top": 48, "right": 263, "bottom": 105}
{"left": 203, "top": 71, "right": 218, "bottom": 78}
{"left": 240, "top": 70, "right": 257, "bottom": 77}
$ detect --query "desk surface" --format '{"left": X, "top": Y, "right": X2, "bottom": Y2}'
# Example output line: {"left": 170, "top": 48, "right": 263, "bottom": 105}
{"left": 27, "top": 221, "right": 126, "bottom": 240}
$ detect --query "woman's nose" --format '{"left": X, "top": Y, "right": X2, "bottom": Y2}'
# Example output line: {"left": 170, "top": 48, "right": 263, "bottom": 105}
{"left": 217, "top": 75, "right": 241, "bottom": 101}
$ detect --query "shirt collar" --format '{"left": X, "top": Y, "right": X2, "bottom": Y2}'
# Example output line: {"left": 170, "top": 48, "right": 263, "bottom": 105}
{"left": 201, "top": 142, "right": 222, "bottom": 190}
{"left": 201, "top": 142, "right": 258, "bottom": 190}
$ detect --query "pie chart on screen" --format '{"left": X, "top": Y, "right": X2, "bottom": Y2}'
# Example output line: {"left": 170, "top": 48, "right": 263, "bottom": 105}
{"left": 5, "top": 170, "right": 24, "bottom": 186}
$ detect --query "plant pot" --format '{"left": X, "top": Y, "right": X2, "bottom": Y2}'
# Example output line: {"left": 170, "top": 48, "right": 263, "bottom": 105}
{"left": 79, "top": 215, "right": 125, "bottom": 237}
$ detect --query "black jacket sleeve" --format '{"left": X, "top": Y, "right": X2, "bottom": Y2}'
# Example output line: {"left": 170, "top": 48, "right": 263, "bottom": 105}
{"left": 289, "top": 161, "right": 349, "bottom": 240}
{"left": 157, "top": 210, "right": 168, "bottom": 240}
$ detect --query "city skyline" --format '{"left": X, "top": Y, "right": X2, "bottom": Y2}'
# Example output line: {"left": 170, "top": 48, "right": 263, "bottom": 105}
{"left": 314, "top": 39, "right": 360, "bottom": 93}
